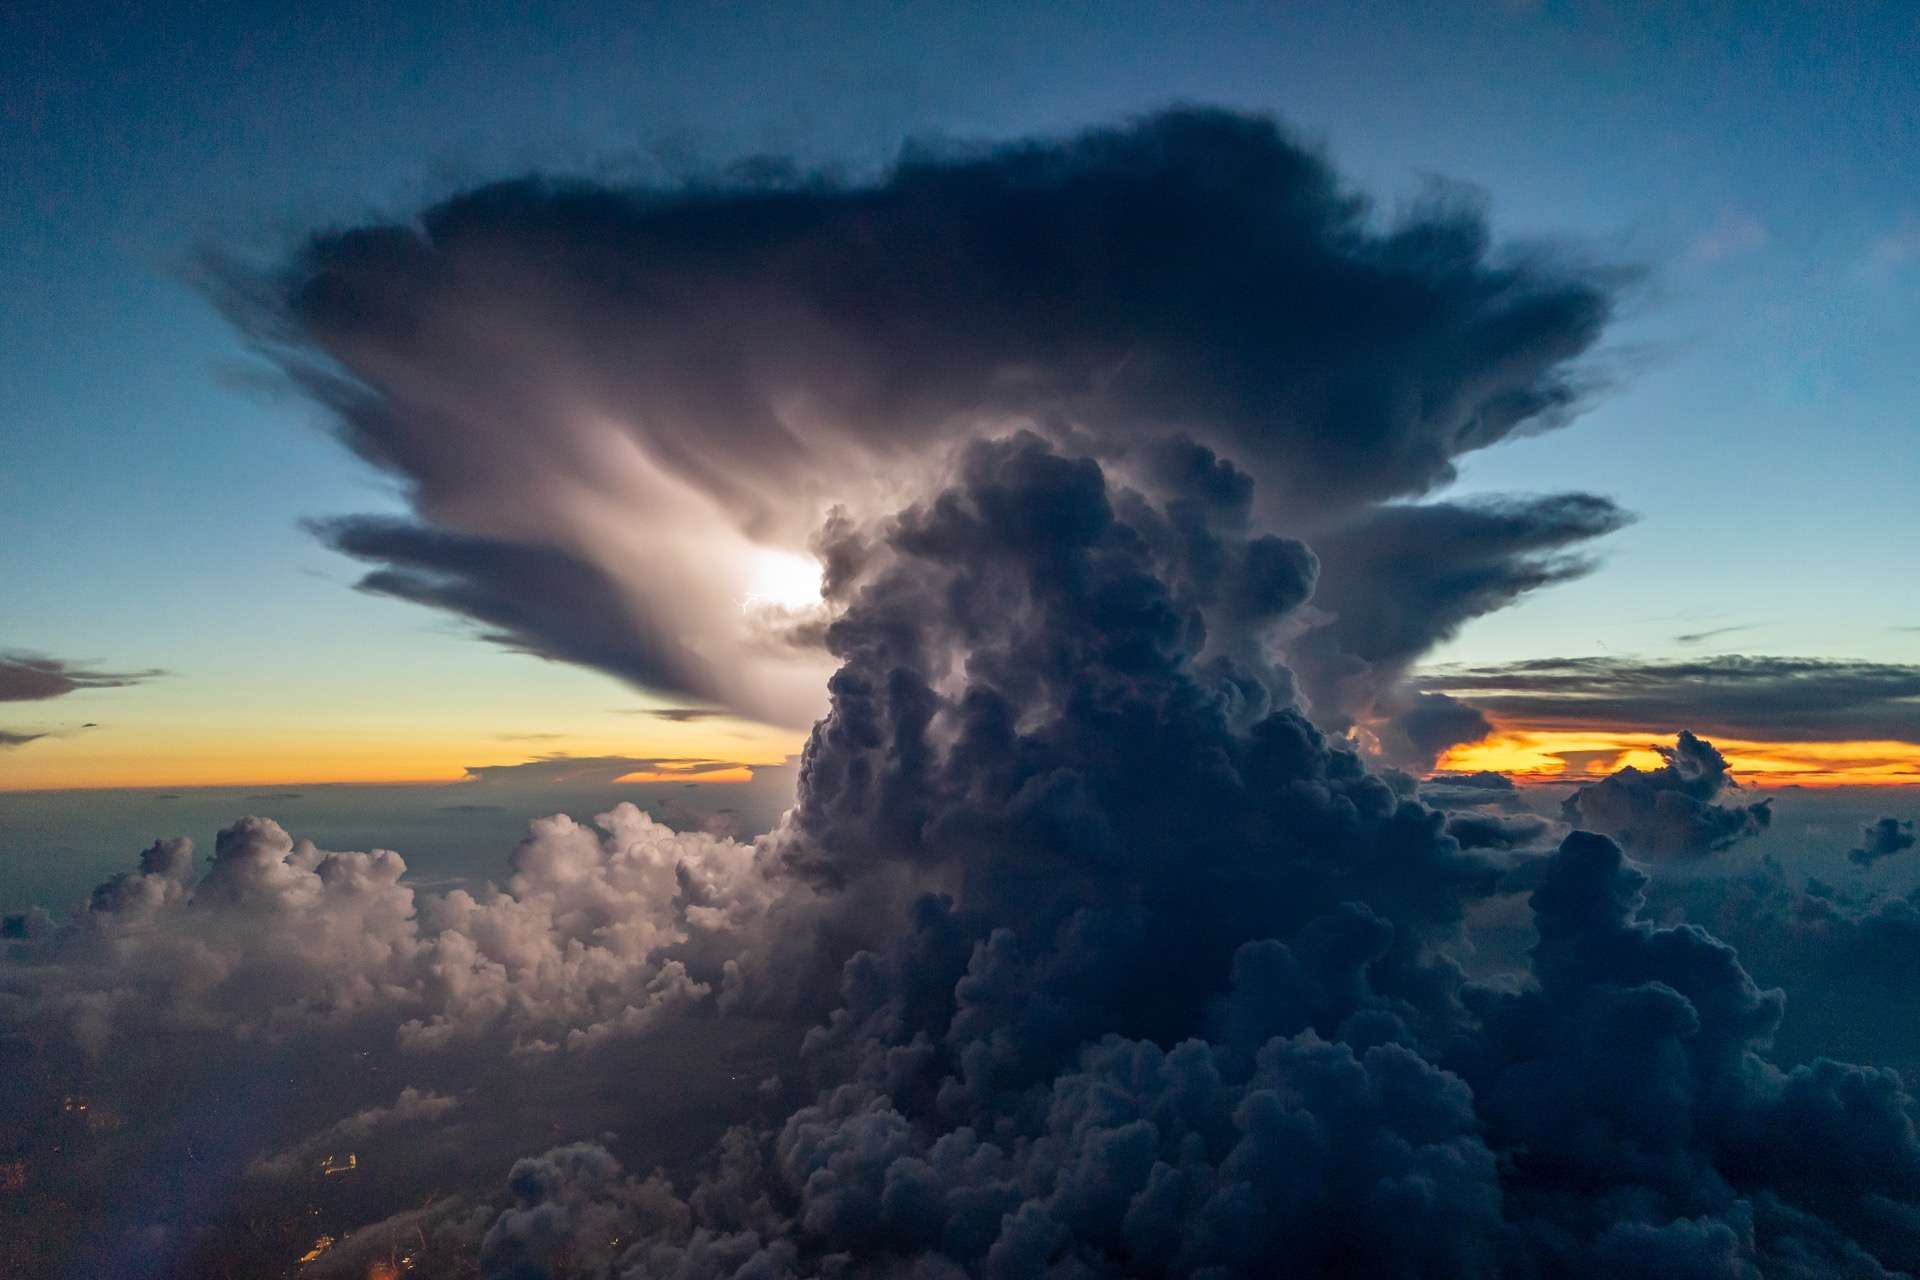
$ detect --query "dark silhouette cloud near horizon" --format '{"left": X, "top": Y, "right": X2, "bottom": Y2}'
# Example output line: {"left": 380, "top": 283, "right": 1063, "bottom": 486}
{"left": 1418, "top": 654, "right": 1920, "bottom": 746}
{"left": 1851, "top": 817, "right": 1918, "bottom": 868}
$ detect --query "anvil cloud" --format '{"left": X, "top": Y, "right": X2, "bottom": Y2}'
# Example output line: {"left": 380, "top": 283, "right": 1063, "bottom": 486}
{"left": 217, "top": 108, "right": 1622, "bottom": 754}
{"left": 7, "top": 109, "right": 1917, "bottom": 1278}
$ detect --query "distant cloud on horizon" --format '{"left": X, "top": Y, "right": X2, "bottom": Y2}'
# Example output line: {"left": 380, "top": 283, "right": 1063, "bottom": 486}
{"left": 1418, "top": 654, "right": 1920, "bottom": 745}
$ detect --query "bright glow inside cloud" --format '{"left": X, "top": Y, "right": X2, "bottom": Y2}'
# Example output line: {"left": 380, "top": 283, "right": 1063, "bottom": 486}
{"left": 740, "top": 549, "right": 824, "bottom": 614}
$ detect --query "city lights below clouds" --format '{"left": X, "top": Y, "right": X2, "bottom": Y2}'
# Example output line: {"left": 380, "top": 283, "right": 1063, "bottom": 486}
{"left": 1439, "top": 726, "right": 1920, "bottom": 786}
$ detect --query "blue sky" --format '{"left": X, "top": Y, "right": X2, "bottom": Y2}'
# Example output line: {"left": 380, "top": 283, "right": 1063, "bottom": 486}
{"left": 2, "top": 0, "right": 1916, "bottom": 787}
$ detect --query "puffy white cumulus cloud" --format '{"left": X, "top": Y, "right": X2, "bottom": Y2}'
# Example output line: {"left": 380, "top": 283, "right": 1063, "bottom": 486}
{"left": 404, "top": 804, "right": 775, "bottom": 1053}
{"left": 4, "top": 803, "right": 774, "bottom": 1058}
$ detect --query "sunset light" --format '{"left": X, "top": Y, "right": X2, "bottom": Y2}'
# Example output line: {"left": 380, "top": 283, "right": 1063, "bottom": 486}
{"left": 5, "top": 11, "right": 1918, "bottom": 1277}
{"left": 1438, "top": 727, "right": 1920, "bottom": 787}
{"left": 740, "top": 548, "right": 825, "bottom": 614}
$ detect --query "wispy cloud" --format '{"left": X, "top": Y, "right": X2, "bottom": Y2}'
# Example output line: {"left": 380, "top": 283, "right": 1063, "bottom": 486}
{"left": 616, "top": 707, "right": 737, "bottom": 723}
{"left": 1673, "top": 623, "right": 1755, "bottom": 645}
{"left": 1418, "top": 654, "right": 1920, "bottom": 743}
{"left": 0, "top": 651, "right": 162, "bottom": 702}
{"left": 460, "top": 753, "right": 764, "bottom": 786}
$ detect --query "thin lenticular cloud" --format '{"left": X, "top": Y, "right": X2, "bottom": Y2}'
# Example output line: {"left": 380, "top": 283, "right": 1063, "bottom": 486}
{"left": 1418, "top": 654, "right": 1920, "bottom": 743}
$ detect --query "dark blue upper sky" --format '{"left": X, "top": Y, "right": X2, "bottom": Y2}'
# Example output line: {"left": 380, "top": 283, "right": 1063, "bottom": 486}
{"left": 3, "top": 0, "right": 1916, "bottom": 786}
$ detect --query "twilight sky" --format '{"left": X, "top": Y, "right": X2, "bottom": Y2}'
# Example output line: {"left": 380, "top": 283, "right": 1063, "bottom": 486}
{"left": 3, "top": 0, "right": 1918, "bottom": 791}
{"left": 13, "top": 9, "right": 1920, "bottom": 1279}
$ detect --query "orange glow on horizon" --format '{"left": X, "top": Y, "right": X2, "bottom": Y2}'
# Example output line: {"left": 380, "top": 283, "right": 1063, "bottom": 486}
{"left": 1437, "top": 726, "right": 1920, "bottom": 788}
{"left": 0, "top": 724, "right": 807, "bottom": 793}
{"left": 613, "top": 765, "right": 758, "bottom": 784}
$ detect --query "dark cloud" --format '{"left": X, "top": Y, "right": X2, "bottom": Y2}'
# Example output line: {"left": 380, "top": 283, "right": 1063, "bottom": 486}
{"left": 1380, "top": 690, "right": 1496, "bottom": 769}
{"left": 1850, "top": 817, "right": 1919, "bottom": 868}
{"left": 12, "top": 106, "right": 1914, "bottom": 1276}
{"left": 461, "top": 753, "right": 764, "bottom": 786}
{"left": 0, "top": 728, "right": 48, "bottom": 748}
{"left": 1675, "top": 623, "right": 1756, "bottom": 645}
{"left": 1286, "top": 493, "right": 1631, "bottom": 767}
{"left": 1428, "top": 769, "right": 1517, "bottom": 791}
{"left": 1445, "top": 810, "right": 1553, "bottom": 851}
{"left": 1418, "top": 655, "right": 1920, "bottom": 743}
{"left": 544, "top": 440, "right": 1903, "bottom": 1278}
{"left": 1646, "top": 857, "right": 1920, "bottom": 1086}
{"left": 212, "top": 107, "right": 1620, "bottom": 731}
{"left": 314, "top": 516, "right": 727, "bottom": 710}
{"left": 1562, "top": 730, "right": 1773, "bottom": 858}
{"left": 6, "top": 438, "right": 1919, "bottom": 1277}
{"left": 619, "top": 707, "right": 736, "bottom": 722}
{"left": 0, "top": 652, "right": 162, "bottom": 702}
{"left": 1420, "top": 769, "right": 1532, "bottom": 813}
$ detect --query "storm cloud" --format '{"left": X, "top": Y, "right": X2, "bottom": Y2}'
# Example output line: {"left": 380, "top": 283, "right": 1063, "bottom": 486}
{"left": 214, "top": 107, "right": 1621, "bottom": 737}
{"left": 9, "top": 108, "right": 1916, "bottom": 1277}
{"left": 6, "top": 440, "right": 1918, "bottom": 1276}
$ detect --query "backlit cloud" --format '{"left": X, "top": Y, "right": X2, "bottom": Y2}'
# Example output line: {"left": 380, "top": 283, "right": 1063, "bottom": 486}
{"left": 211, "top": 108, "right": 1621, "bottom": 738}
{"left": 7, "top": 107, "right": 1915, "bottom": 1278}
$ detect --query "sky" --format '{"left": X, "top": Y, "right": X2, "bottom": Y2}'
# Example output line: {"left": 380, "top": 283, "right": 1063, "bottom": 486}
{"left": 2, "top": 0, "right": 1917, "bottom": 795}
{"left": 9, "top": 7, "right": 1920, "bottom": 1279}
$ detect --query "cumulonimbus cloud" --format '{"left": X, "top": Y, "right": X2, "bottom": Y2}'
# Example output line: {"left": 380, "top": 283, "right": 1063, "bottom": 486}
{"left": 10, "top": 110, "right": 1918, "bottom": 1277}
{"left": 210, "top": 107, "right": 1624, "bottom": 745}
{"left": 15, "top": 435, "right": 1917, "bottom": 1277}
